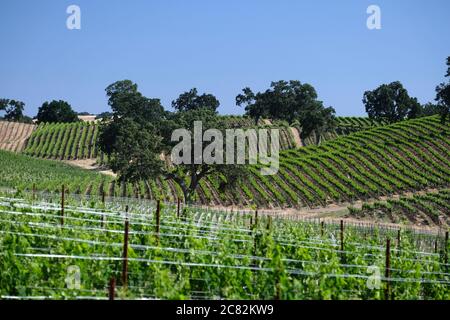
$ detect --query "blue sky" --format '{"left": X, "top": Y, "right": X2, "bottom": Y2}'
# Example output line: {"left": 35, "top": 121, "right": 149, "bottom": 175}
{"left": 0, "top": 0, "right": 449, "bottom": 117}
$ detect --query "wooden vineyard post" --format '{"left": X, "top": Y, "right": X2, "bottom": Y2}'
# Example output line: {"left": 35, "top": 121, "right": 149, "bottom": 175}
{"left": 101, "top": 188, "right": 106, "bottom": 228}
{"left": 61, "top": 184, "right": 65, "bottom": 226}
{"left": 321, "top": 221, "right": 324, "bottom": 237}
{"left": 177, "top": 198, "right": 180, "bottom": 219}
{"left": 254, "top": 209, "right": 258, "bottom": 227}
{"left": 109, "top": 277, "right": 116, "bottom": 300}
{"left": 445, "top": 231, "right": 449, "bottom": 265}
{"left": 397, "top": 229, "right": 401, "bottom": 251}
{"left": 266, "top": 216, "right": 272, "bottom": 231}
{"left": 434, "top": 239, "right": 438, "bottom": 254}
{"left": 101, "top": 187, "right": 106, "bottom": 205}
{"left": 275, "top": 283, "right": 281, "bottom": 300}
{"left": 32, "top": 183, "right": 36, "bottom": 202}
{"left": 122, "top": 218, "right": 129, "bottom": 289}
{"left": 339, "top": 220, "right": 345, "bottom": 262}
{"left": 385, "top": 238, "right": 391, "bottom": 300}
{"left": 156, "top": 200, "right": 161, "bottom": 245}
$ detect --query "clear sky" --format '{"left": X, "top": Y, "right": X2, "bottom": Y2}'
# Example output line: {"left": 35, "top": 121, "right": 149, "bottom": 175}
{"left": 0, "top": 0, "right": 449, "bottom": 117}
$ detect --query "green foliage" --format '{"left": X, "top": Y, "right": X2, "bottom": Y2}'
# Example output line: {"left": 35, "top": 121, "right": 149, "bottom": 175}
{"left": 99, "top": 80, "right": 248, "bottom": 204}
{"left": 363, "top": 81, "right": 421, "bottom": 123}
{"left": 348, "top": 189, "right": 450, "bottom": 226}
{"left": 0, "top": 149, "right": 111, "bottom": 194}
{"left": 36, "top": 100, "right": 79, "bottom": 124}
{"left": 95, "top": 111, "right": 113, "bottom": 120}
{"left": 0, "top": 99, "right": 25, "bottom": 122}
{"left": 0, "top": 196, "right": 448, "bottom": 300}
{"left": 172, "top": 88, "right": 220, "bottom": 112}
{"left": 24, "top": 122, "right": 100, "bottom": 160}
{"left": 236, "top": 80, "right": 336, "bottom": 140}
{"left": 435, "top": 56, "right": 450, "bottom": 123}
{"left": 7, "top": 114, "right": 450, "bottom": 217}
{"left": 420, "top": 103, "right": 443, "bottom": 117}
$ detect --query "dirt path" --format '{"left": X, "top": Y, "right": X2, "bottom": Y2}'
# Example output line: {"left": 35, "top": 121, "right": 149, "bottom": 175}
{"left": 63, "top": 159, "right": 117, "bottom": 177}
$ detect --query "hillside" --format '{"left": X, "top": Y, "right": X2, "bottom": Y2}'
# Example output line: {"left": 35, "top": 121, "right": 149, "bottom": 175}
{"left": 21, "top": 120, "right": 299, "bottom": 161}
{"left": 23, "top": 121, "right": 100, "bottom": 160}
{"left": 0, "top": 149, "right": 111, "bottom": 195}
{"left": 347, "top": 189, "right": 450, "bottom": 227}
{"left": 19, "top": 116, "right": 383, "bottom": 160}
{"left": 0, "top": 121, "right": 36, "bottom": 152}
{"left": 1, "top": 116, "right": 448, "bottom": 214}
{"left": 247, "top": 115, "right": 449, "bottom": 209}
{"left": 299, "top": 117, "right": 387, "bottom": 146}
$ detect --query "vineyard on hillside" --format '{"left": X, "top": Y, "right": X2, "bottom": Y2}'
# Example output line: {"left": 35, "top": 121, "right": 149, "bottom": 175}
{"left": 299, "top": 117, "right": 387, "bottom": 146}
{"left": 22, "top": 120, "right": 300, "bottom": 160}
{"left": 19, "top": 116, "right": 383, "bottom": 161}
{"left": 0, "top": 121, "right": 36, "bottom": 152}
{"left": 347, "top": 189, "right": 450, "bottom": 226}
{"left": 247, "top": 116, "right": 449, "bottom": 210}
{"left": 1, "top": 116, "right": 449, "bottom": 226}
{"left": 0, "top": 149, "right": 110, "bottom": 196}
{"left": 23, "top": 122, "right": 100, "bottom": 160}
{"left": 0, "top": 194, "right": 448, "bottom": 300}
{"left": 335, "top": 117, "right": 388, "bottom": 128}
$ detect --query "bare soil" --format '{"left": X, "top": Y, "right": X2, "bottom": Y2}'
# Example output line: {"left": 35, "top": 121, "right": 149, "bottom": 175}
{"left": 289, "top": 127, "right": 303, "bottom": 147}
{"left": 63, "top": 159, "right": 117, "bottom": 177}
{"left": 0, "top": 121, "right": 36, "bottom": 152}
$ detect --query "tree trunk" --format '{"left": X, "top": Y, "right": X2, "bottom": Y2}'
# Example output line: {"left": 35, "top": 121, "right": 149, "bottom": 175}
{"left": 186, "top": 174, "right": 199, "bottom": 204}
{"left": 315, "top": 130, "right": 322, "bottom": 145}
{"left": 183, "top": 187, "right": 191, "bottom": 204}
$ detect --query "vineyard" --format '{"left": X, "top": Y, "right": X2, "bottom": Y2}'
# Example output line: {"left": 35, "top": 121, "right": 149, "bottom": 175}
{"left": 1, "top": 0, "right": 448, "bottom": 303}
{"left": 23, "top": 122, "right": 100, "bottom": 160}
{"left": 18, "top": 116, "right": 382, "bottom": 161}
{"left": 244, "top": 115, "right": 450, "bottom": 210}
{"left": 0, "top": 149, "right": 110, "bottom": 195}
{"left": 21, "top": 121, "right": 300, "bottom": 160}
{"left": 299, "top": 117, "right": 386, "bottom": 146}
{"left": 335, "top": 117, "right": 387, "bottom": 129}
{"left": 348, "top": 189, "right": 450, "bottom": 226}
{"left": 1, "top": 115, "right": 449, "bottom": 225}
{"left": 0, "top": 193, "right": 449, "bottom": 300}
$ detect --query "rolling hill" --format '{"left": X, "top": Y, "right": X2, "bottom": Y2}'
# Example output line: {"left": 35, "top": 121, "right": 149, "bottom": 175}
{"left": 19, "top": 116, "right": 384, "bottom": 161}
{"left": 0, "top": 121, "right": 36, "bottom": 152}
{"left": 1, "top": 116, "right": 448, "bottom": 216}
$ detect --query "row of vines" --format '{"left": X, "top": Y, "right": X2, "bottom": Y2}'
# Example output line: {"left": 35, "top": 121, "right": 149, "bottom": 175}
{"left": 3, "top": 116, "right": 449, "bottom": 224}
{"left": 0, "top": 195, "right": 448, "bottom": 299}
{"left": 23, "top": 122, "right": 100, "bottom": 160}
{"left": 348, "top": 189, "right": 450, "bottom": 227}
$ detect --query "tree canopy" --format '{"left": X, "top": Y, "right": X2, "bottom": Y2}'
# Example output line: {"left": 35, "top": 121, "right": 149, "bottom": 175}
{"left": 98, "top": 80, "right": 166, "bottom": 177}
{"left": 435, "top": 56, "right": 450, "bottom": 123}
{"left": 98, "top": 80, "right": 247, "bottom": 203}
{"left": 363, "top": 81, "right": 421, "bottom": 123}
{"left": 171, "top": 88, "right": 220, "bottom": 112}
{"left": 0, "top": 99, "right": 25, "bottom": 122}
{"left": 36, "top": 100, "right": 79, "bottom": 123}
{"left": 236, "top": 80, "right": 336, "bottom": 143}
{"left": 95, "top": 111, "right": 113, "bottom": 120}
